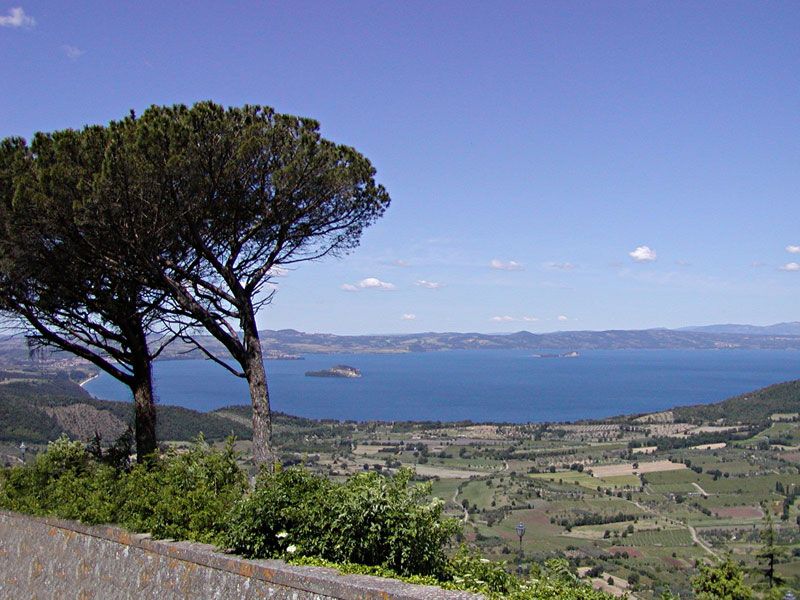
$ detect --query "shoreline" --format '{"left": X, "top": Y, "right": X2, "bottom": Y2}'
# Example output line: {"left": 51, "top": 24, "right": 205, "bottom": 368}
{"left": 78, "top": 373, "right": 99, "bottom": 388}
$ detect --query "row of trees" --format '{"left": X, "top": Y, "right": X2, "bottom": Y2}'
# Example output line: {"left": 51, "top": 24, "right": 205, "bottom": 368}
{"left": 0, "top": 102, "right": 390, "bottom": 465}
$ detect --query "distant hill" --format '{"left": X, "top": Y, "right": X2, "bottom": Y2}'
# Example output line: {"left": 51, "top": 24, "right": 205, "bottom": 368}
{"left": 153, "top": 326, "right": 800, "bottom": 356}
{"left": 678, "top": 322, "right": 800, "bottom": 336}
{"left": 3, "top": 325, "right": 800, "bottom": 367}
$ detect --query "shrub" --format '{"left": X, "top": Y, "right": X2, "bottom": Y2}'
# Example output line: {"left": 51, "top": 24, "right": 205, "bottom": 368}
{"left": 448, "top": 546, "right": 521, "bottom": 594}
{"left": 116, "top": 437, "right": 247, "bottom": 544}
{"left": 0, "top": 435, "right": 247, "bottom": 545}
{"left": 0, "top": 436, "right": 119, "bottom": 519}
{"left": 225, "top": 467, "right": 459, "bottom": 578}
{"left": 691, "top": 558, "right": 753, "bottom": 600}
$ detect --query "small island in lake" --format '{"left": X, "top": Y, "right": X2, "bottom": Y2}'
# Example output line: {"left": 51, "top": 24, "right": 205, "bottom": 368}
{"left": 533, "top": 351, "right": 580, "bottom": 359}
{"left": 305, "top": 365, "right": 362, "bottom": 378}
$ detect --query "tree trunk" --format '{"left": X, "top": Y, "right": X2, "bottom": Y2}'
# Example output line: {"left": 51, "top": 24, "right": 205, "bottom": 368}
{"left": 131, "top": 359, "right": 157, "bottom": 462}
{"left": 242, "top": 316, "right": 274, "bottom": 469}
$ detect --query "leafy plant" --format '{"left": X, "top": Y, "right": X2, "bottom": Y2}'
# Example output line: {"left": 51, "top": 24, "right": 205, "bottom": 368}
{"left": 225, "top": 467, "right": 458, "bottom": 577}
{"left": 691, "top": 558, "right": 753, "bottom": 600}
{"left": 116, "top": 436, "right": 247, "bottom": 543}
{"left": 0, "top": 435, "right": 246, "bottom": 544}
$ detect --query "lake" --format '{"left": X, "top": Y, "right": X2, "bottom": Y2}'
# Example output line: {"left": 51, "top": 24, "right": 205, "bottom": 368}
{"left": 83, "top": 349, "right": 800, "bottom": 423}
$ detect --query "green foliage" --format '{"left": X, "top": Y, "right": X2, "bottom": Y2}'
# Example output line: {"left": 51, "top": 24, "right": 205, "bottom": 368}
{"left": 0, "top": 436, "right": 124, "bottom": 523}
{"left": 445, "top": 554, "right": 611, "bottom": 599}
{"left": 115, "top": 436, "right": 247, "bottom": 543}
{"left": 763, "top": 587, "right": 798, "bottom": 600}
{"left": 225, "top": 466, "right": 458, "bottom": 578}
{"left": 447, "top": 546, "right": 522, "bottom": 594}
{"left": 292, "top": 552, "right": 614, "bottom": 600}
{"left": 691, "top": 558, "right": 753, "bottom": 600}
{"left": 0, "top": 435, "right": 246, "bottom": 545}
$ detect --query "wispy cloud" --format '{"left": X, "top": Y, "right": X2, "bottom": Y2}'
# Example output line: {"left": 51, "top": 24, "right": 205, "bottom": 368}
{"left": 675, "top": 260, "right": 691, "bottom": 267}
{"left": 490, "top": 259, "right": 524, "bottom": 271}
{"left": 0, "top": 7, "right": 35, "bottom": 28}
{"left": 340, "top": 283, "right": 359, "bottom": 292}
{"left": 544, "top": 262, "right": 576, "bottom": 271}
{"left": 557, "top": 315, "right": 569, "bottom": 321}
{"left": 786, "top": 245, "right": 800, "bottom": 254}
{"left": 390, "top": 259, "right": 410, "bottom": 267}
{"left": 490, "top": 315, "right": 516, "bottom": 322}
{"left": 401, "top": 313, "right": 416, "bottom": 321}
{"left": 415, "top": 279, "right": 443, "bottom": 289}
{"left": 780, "top": 262, "right": 800, "bottom": 272}
{"left": 629, "top": 245, "right": 657, "bottom": 262}
{"left": 490, "top": 315, "right": 538, "bottom": 323}
{"left": 62, "top": 45, "right": 85, "bottom": 60}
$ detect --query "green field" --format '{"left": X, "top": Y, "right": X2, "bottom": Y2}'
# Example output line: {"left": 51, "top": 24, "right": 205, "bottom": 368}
{"left": 625, "top": 528, "right": 694, "bottom": 547}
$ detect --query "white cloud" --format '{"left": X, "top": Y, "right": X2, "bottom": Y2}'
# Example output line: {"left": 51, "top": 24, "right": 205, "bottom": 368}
{"left": 490, "top": 259, "right": 524, "bottom": 271}
{"left": 629, "top": 245, "right": 657, "bottom": 262}
{"left": 786, "top": 245, "right": 800, "bottom": 254}
{"left": 358, "top": 277, "right": 395, "bottom": 290}
{"left": 0, "top": 7, "right": 35, "bottom": 27}
{"left": 557, "top": 315, "right": 568, "bottom": 321}
{"left": 415, "top": 279, "right": 443, "bottom": 289}
{"left": 490, "top": 315, "right": 538, "bottom": 323}
{"left": 63, "top": 45, "right": 84, "bottom": 60}
{"left": 544, "top": 262, "right": 576, "bottom": 271}
{"left": 341, "top": 277, "right": 396, "bottom": 291}
{"left": 675, "top": 260, "right": 691, "bottom": 267}
{"left": 391, "top": 259, "right": 410, "bottom": 267}
{"left": 267, "top": 266, "right": 289, "bottom": 277}
{"left": 401, "top": 313, "right": 416, "bottom": 321}
{"left": 780, "top": 262, "right": 800, "bottom": 272}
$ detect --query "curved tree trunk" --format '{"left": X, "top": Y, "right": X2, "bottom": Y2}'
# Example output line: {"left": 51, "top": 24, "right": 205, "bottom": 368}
{"left": 242, "top": 316, "right": 274, "bottom": 469}
{"left": 131, "top": 359, "right": 157, "bottom": 461}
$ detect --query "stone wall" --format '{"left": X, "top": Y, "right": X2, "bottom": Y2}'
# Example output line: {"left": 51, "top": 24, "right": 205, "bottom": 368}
{"left": 0, "top": 511, "right": 480, "bottom": 600}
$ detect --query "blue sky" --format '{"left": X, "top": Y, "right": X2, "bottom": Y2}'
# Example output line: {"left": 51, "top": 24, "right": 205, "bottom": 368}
{"left": 2, "top": 2, "right": 799, "bottom": 334}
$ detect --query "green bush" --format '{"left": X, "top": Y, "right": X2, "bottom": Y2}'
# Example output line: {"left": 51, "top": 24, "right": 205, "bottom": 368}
{"left": 225, "top": 467, "right": 459, "bottom": 578}
{"left": 691, "top": 558, "right": 753, "bottom": 600}
{"left": 116, "top": 437, "right": 247, "bottom": 543}
{"left": 0, "top": 435, "right": 246, "bottom": 544}
{"left": 447, "top": 546, "right": 522, "bottom": 594}
{"left": 0, "top": 436, "right": 119, "bottom": 519}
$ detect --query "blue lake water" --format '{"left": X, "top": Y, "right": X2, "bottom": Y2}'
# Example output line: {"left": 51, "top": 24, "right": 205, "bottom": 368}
{"left": 83, "top": 349, "right": 800, "bottom": 423}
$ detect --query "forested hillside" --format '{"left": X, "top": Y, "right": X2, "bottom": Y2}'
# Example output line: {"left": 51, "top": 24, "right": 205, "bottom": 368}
{"left": 0, "top": 374, "right": 251, "bottom": 444}
{"left": 673, "top": 379, "right": 800, "bottom": 424}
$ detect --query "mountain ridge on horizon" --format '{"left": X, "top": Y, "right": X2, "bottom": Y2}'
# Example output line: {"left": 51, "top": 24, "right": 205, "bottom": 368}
{"left": 3, "top": 322, "right": 799, "bottom": 364}
{"left": 269, "top": 321, "right": 800, "bottom": 338}
{"left": 676, "top": 321, "right": 800, "bottom": 336}
{"left": 244, "top": 323, "right": 800, "bottom": 355}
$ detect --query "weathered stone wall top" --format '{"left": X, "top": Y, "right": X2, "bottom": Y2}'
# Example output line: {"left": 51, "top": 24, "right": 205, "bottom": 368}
{"left": 0, "top": 510, "right": 482, "bottom": 600}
